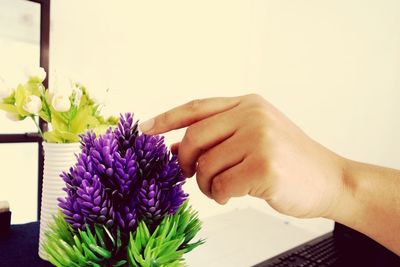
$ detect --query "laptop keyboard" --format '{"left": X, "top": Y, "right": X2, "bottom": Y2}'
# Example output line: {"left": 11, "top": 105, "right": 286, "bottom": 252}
{"left": 253, "top": 233, "right": 339, "bottom": 267}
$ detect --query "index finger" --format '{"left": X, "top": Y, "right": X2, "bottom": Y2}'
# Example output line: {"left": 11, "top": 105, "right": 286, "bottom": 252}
{"left": 139, "top": 96, "right": 241, "bottom": 135}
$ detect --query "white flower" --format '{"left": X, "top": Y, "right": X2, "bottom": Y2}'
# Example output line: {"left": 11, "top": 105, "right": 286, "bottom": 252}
{"left": 23, "top": 95, "right": 42, "bottom": 114}
{"left": 0, "top": 80, "right": 13, "bottom": 101}
{"left": 5, "top": 112, "right": 22, "bottom": 121}
{"left": 51, "top": 93, "right": 71, "bottom": 112}
{"left": 26, "top": 67, "right": 47, "bottom": 82}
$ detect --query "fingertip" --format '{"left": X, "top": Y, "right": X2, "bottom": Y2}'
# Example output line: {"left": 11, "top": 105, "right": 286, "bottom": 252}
{"left": 183, "top": 168, "right": 196, "bottom": 178}
{"left": 215, "top": 197, "right": 229, "bottom": 205}
{"left": 210, "top": 176, "right": 229, "bottom": 204}
{"left": 139, "top": 118, "right": 155, "bottom": 134}
{"left": 196, "top": 173, "right": 212, "bottom": 198}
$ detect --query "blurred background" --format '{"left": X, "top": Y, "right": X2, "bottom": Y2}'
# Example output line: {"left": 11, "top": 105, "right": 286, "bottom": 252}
{"left": 1, "top": 0, "right": 399, "bottom": 238}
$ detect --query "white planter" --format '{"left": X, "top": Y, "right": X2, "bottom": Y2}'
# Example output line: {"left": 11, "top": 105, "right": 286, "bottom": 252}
{"left": 38, "top": 142, "right": 81, "bottom": 260}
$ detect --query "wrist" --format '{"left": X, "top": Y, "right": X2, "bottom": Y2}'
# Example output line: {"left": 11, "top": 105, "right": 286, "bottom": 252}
{"left": 324, "top": 158, "right": 364, "bottom": 225}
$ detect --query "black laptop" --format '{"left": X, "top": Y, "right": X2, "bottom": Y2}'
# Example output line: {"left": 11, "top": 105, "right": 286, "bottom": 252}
{"left": 253, "top": 222, "right": 400, "bottom": 267}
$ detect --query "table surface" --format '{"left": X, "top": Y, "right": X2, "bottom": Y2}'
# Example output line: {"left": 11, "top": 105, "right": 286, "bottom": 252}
{"left": 0, "top": 208, "right": 320, "bottom": 267}
{"left": 0, "top": 222, "right": 53, "bottom": 267}
{"left": 184, "top": 208, "right": 318, "bottom": 266}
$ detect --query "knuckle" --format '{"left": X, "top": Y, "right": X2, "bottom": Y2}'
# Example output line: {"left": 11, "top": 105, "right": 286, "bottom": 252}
{"left": 257, "top": 124, "right": 273, "bottom": 145}
{"left": 249, "top": 105, "right": 269, "bottom": 120}
{"left": 160, "top": 111, "right": 171, "bottom": 125}
{"left": 196, "top": 154, "right": 208, "bottom": 175}
{"left": 253, "top": 154, "right": 270, "bottom": 176}
{"left": 183, "top": 127, "right": 198, "bottom": 147}
{"left": 187, "top": 99, "right": 202, "bottom": 112}
{"left": 244, "top": 93, "right": 265, "bottom": 103}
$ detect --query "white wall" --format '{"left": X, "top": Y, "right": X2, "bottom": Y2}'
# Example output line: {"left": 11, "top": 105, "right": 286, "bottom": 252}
{"left": 48, "top": 0, "right": 400, "bottom": 233}
{"left": 3, "top": 1, "right": 400, "bottom": 232}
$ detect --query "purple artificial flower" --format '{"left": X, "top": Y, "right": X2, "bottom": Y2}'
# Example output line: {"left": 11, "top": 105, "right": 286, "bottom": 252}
{"left": 58, "top": 113, "right": 187, "bottom": 232}
{"left": 114, "top": 113, "right": 138, "bottom": 154}
{"left": 80, "top": 130, "right": 96, "bottom": 155}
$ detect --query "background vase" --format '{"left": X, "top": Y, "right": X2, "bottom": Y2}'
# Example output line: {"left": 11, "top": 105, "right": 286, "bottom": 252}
{"left": 38, "top": 142, "right": 81, "bottom": 260}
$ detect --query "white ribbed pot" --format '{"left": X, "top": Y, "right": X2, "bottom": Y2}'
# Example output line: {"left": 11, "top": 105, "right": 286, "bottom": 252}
{"left": 38, "top": 142, "right": 81, "bottom": 260}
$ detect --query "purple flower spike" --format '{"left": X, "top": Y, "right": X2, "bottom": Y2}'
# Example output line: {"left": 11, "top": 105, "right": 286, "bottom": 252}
{"left": 134, "top": 134, "right": 167, "bottom": 178}
{"left": 115, "top": 113, "right": 138, "bottom": 154}
{"left": 114, "top": 148, "right": 137, "bottom": 196}
{"left": 115, "top": 199, "right": 137, "bottom": 231}
{"left": 80, "top": 130, "right": 96, "bottom": 155}
{"left": 138, "top": 179, "right": 164, "bottom": 225}
{"left": 76, "top": 177, "right": 114, "bottom": 227}
{"left": 58, "top": 113, "right": 188, "bottom": 232}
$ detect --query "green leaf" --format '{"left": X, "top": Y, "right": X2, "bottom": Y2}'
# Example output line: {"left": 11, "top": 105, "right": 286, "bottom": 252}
{"left": 88, "top": 243, "right": 112, "bottom": 259}
{"left": 136, "top": 221, "right": 150, "bottom": 251}
{"left": 82, "top": 243, "right": 101, "bottom": 262}
{"left": 43, "top": 130, "right": 64, "bottom": 143}
{"left": 47, "top": 240, "right": 72, "bottom": 266}
{"left": 70, "top": 105, "right": 99, "bottom": 134}
{"left": 39, "top": 110, "right": 51, "bottom": 122}
{"left": 0, "top": 103, "right": 18, "bottom": 113}
{"left": 94, "top": 225, "right": 106, "bottom": 248}
{"left": 128, "top": 232, "right": 145, "bottom": 266}
{"left": 58, "top": 239, "right": 77, "bottom": 261}
{"left": 47, "top": 253, "right": 65, "bottom": 267}
{"left": 26, "top": 79, "right": 43, "bottom": 95}
{"left": 73, "top": 235, "right": 83, "bottom": 251}
{"left": 72, "top": 245, "right": 87, "bottom": 263}
{"left": 14, "top": 84, "right": 30, "bottom": 116}
{"left": 2, "top": 91, "right": 15, "bottom": 104}
{"left": 113, "top": 260, "right": 127, "bottom": 267}
{"left": 40, "top": 89, "right": 52, "bottom": 122}
{"left": 58, "top": 130, "right": 80, "bottom": 142}
{"left": 51, "top": 111, "right": 69, "bottom": 132}
{"left": 156, "top": 239, "right": 184, "bottom": 264}
{"left": 79, "top": 230, "right": 94, "bottom": 247}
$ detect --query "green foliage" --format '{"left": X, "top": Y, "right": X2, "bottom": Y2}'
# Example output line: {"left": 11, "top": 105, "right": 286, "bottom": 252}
{"left": 0, "top": 76, "right": 117, "bottom": 143}
{"left": 43, "top": 202, "right": 204, "bottom": 267}
{"left": 128, "top": 202, "right": 204, "bottom": 267}
{"left": 44, "top": 212, "right": 126, "bottom": 267}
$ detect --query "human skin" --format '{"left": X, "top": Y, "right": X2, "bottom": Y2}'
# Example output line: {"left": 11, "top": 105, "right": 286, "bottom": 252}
{"left": 139, "top": 94, "right": 400, "bottom": 255}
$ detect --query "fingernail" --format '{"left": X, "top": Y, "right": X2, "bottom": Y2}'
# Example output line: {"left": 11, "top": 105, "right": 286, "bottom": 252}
{"left": 139, "top": 118, "right": 155, "bottom": 133}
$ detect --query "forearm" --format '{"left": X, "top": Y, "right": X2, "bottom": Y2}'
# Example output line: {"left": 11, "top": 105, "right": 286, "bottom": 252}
{"left": 329, "top": 159, "right": 400, "bottom": 255}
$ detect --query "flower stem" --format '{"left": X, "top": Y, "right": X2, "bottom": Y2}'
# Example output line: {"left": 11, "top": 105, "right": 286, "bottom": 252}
{"left": 30, "top": 115, "right": 43, "bottom": 137}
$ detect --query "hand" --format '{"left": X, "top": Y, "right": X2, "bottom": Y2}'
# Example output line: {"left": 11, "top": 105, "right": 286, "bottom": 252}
{"left": 140, "top": 94, "right": 346, "bottom": 218}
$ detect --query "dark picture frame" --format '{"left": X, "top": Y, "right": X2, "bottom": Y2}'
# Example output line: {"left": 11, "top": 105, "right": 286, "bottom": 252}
{"left": 0, "top": 0, "right": 51, "bottom": 219}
